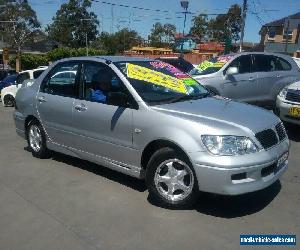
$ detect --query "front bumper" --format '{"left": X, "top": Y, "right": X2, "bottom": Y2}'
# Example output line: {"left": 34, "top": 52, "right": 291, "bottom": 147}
{"left": 276, "top": 97, "right": 300, "bottom": 125}
{"left": 189, "top": 139, "right": 289, "bottom": 195}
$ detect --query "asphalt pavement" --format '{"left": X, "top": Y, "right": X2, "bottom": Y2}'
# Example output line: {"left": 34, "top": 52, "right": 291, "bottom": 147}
{"left": 0, "top": 106, "right": 299, "bottom": 250}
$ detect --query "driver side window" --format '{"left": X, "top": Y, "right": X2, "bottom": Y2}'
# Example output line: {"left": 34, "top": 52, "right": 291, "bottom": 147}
{"left": 228, "top": 55, "right": 252, "bottom": 74}
{"left": 81, "top": 62, "right": 127, "bottom": 105}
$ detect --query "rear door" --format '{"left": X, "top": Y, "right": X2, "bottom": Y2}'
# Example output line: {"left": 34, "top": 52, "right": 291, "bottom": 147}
{"left": 37, "top": 61, "right": 81, "bottom": 147}
{"left": 253, "top": 54, "right": 296, "bottom": 107}
{"left": 222, "top": 54, "right": 258, "bottom": 103}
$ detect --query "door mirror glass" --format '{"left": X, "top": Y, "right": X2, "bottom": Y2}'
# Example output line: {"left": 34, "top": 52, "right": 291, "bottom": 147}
{"left": 107, "top": 92, "right": 128, "bottom": 107}
{"left": 226, "top": 67, "right": 238, "bottom": 75}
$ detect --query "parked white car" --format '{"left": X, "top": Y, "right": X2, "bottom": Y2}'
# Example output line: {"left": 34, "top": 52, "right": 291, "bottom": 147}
{"left": 293, "top": 57, "right": 300, "bottom": 69}
{"left": 1, "top": 66, "right": 47, "bottom": 106}
{"left": 276, "top": 80, "right": 300, "bottom": 125}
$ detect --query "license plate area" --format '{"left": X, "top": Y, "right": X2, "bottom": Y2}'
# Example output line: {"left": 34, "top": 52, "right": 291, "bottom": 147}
{"left": 275, "top": 152, "right": 289, "bottom": 174}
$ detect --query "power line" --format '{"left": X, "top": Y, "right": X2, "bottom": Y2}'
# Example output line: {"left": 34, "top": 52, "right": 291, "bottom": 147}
{"left": 91, "top": 0, "right": 171, "bottom": 14}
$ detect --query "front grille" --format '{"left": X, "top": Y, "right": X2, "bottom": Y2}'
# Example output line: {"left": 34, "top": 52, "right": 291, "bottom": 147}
{"left": 286, "top": 89, "right": 300, "bottom": 103}
{"left": 275, "top": 122, "right": 286, "bottom": 141}
{"left": 255, "top": 129, "right": 278, "bottom": 150}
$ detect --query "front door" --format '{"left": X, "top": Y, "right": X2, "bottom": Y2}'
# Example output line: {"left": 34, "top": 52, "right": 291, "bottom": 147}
{"left": 222, "top": 54, "right": 258, "bottom": 103}
{"left": 72, "top": 61, "right": 137, "bottom": 166}
{"left": 37, "top": 61, "right": 81, "bottom": 147}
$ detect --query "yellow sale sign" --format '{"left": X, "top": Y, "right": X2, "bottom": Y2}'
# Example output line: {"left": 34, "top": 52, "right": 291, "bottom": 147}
{"left": 126, "top": 63, "right": 188, "bottom": 94}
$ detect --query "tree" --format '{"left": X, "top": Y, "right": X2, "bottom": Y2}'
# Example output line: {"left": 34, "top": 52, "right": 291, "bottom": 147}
{"left": 148, "top": 22, "right": 176, "bottom": 47}
{"left": 190, "top": 4, "right": 241, "bottom": 43}
{"left": 208, "top": 4, "right": 241, "bottom": 43}
{"left": 163, "top": 23, "right": 176, "bottom": 45}
{"left": 189, "top": 15, "right": 208, "bottom": 42}
{"left": 148, "top": 22, "right": 165, "bottom": 47}
{"left": 47, "top": 0, "right": 99, "bottom": 48}
{"left": 0, "top": 0, "right": 40, "bottom": 71}
{"left": 92, "top": 29, "right": 142, "bottom": 55}
{"left": 226, "top": 4, "right": 242, "bottom": 43}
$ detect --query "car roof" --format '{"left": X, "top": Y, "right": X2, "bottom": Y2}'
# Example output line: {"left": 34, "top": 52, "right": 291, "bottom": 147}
{"left": 57, "top": 56, "right": 154, "bottom": 63}
{"left": 19, "top": 67, "right": 48, "bottom": 74}
{"left": 222, "top": 51, "right": 293, "bottom": 60}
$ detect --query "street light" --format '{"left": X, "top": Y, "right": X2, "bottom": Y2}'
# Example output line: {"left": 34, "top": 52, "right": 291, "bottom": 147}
{"left": 180, "top": 0, "right": 190, "bottom": 55}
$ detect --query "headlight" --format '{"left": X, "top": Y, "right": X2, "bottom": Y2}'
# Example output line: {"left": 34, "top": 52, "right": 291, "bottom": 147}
{"left": 201, "top": 135, "right": 258, "bottom": 156}
{"left": 278, "top": 88, "right": 288, "bottom": 99}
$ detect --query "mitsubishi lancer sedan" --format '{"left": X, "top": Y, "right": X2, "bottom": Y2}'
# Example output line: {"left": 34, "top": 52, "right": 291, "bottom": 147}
{"left": 14, "top": 56, "right": 289, "bottom": 208}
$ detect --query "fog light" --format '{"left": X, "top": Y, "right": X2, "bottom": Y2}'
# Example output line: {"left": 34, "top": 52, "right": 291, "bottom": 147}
{"left": 231, "top": 172, "right": 247, "bottom": 181}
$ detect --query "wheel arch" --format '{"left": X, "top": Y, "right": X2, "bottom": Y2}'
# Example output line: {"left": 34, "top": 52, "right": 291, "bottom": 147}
{"left": 141, "top": 139, "right": 192, "bottom": 170}
{"left": 24, "top": 115, "right": 40, "bottom": 138}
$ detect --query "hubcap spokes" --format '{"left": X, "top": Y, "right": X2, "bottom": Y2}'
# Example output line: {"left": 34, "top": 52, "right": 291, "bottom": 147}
{"left": 154, "top": 159, "right": 194, "bottom": 202}
{"left": 29, "top": 125, "right": 42, "bottom": 152}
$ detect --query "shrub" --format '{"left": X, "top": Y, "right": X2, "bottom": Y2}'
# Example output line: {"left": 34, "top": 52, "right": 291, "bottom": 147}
{"left": 9, "top": 54, "right": 48, "bottom": 70}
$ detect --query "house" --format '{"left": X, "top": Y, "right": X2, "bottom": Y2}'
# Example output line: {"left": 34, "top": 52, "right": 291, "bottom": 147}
{"left": 174, "top": 33, "right": 197, "bottom": 53}
{"left": 259, "top": 12, "right": 300, "bottom": 57}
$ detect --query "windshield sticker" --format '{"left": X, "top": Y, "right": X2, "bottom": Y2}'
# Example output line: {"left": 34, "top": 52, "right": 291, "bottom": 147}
{"left": 197, "top": 55, "right": 234, "bottom": 72}
{"left": 197, "top": 60, "right": 214, "bottom": 71}
{"left": 182, "top": 78, "right": 198, "bottom": 86}
{"left": 126, "top": 63, "right": 188, "bottom": 94}
{"left": 150, "top": 61, "right": 187, "bottom": 79}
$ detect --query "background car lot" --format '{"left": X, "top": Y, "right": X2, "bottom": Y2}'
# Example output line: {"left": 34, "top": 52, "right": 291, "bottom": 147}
{"left": 0, "top": 106, "right": 299, "bottom": 250}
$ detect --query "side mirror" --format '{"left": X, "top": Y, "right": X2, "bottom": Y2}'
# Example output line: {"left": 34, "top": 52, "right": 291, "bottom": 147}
{"left": 107, "top": 92, "right": 129, "bottom": 107}
{"left": 226, "top": 67, "right": 238, "bottom": 76}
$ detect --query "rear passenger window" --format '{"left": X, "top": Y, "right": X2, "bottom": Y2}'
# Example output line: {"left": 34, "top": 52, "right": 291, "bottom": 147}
{"left": 41, "top": 62, "right": 79, "bottom": 98}
{"left": 275, "top": 57, "right": 291, "bottom": 71}
{"left": 252, "top": 55, "right": 273, "bottom": 72}
{"left": 253, "top": 55, "right": 292, "bottom": 72}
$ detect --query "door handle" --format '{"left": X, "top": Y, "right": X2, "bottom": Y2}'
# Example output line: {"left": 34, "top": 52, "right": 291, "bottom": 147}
{"left": 277, "top": 75, "right": 282, "bottom": 78}
{"left": 249, "top": 77, "right": 255, "bottom": 81}
{"left": 74, "top": 104, "right": 87, "bottom": 112}
{"left": 38, "top": 96, "right": 46, "bottom": 103}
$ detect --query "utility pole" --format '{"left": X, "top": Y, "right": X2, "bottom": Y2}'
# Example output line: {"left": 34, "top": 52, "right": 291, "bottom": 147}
{"left": 284, "top": 18, "right": 290, "bottom": 54}
{"left": 239, "top": 0, "right": 247, "bottom": 52}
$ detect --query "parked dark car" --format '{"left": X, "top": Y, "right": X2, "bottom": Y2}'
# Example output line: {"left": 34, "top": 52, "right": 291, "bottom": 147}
{"left": 0, "top": 74, "right": 17, "bottom": 100}
{"left": 156, "top": 56, "right": 195, "bottom": 74}
{"left": 0, "top": 70, "right": 16, "bottom": 81}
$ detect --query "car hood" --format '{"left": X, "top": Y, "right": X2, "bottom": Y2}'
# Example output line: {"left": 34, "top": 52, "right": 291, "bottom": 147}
{"left": 287, "top": 80, "right": 300, "bottom": 90}
{"left": 152, "top": 97, "right": 279, "bottom": 134}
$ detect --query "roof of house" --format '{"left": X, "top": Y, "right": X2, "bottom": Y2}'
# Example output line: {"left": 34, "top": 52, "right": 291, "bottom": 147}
{"left": 263, "top": 12, "right": 300, "bottom": 27}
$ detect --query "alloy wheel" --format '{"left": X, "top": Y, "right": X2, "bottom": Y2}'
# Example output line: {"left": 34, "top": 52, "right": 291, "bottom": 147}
{"left": 154, "top": 159, "right": 194, "bottom": 202}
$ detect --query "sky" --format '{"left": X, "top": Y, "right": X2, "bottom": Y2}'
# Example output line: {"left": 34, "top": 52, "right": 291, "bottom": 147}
{"left": 28, "top": 0, "right": 300, "bottom": 43}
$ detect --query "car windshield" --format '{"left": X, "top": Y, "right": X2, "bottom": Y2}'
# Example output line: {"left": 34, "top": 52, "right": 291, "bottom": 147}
{"left": 115, "top": 61, "right": 209, "bottom": 105}
{"left": 191, "top": 55, "right": 234, "bottom": 76}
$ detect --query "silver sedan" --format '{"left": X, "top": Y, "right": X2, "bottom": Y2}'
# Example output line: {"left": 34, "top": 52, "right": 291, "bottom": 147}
{"left": 14, "top": 56, "right": 289, "bottom": 208}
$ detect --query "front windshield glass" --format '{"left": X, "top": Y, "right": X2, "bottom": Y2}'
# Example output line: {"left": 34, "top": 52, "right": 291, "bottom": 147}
{"left": 115, "top": 61, "right": 209, "bottom": 105}
{"left": 192, "top": 55, "right": 234, "bottom": 76}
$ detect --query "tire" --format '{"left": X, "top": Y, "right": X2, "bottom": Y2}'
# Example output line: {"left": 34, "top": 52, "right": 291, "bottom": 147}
{"left": 3, "top": 95, "right": 15, "bottom": 107}
{"left": 146, "top": 147, "right": 199, "bottom": 209}
{"left": 26, "top": 120, "right": 50, "bottom": 158}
